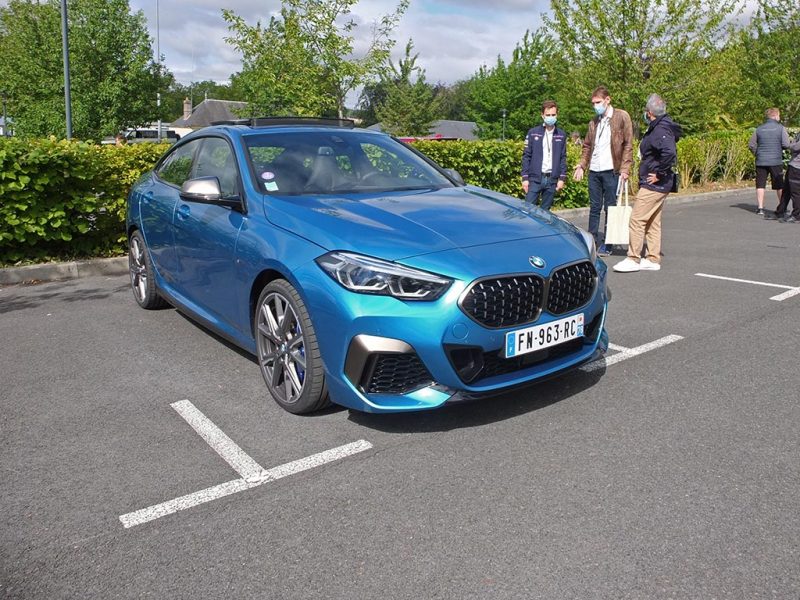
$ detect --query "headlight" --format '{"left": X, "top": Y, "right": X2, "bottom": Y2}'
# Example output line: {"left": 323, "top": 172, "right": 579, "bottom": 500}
{"left": 578, "top": 228, "right": 597, "bottom": 263}
{"left": 316, "top": 251, "right": 452, "bottom": 300}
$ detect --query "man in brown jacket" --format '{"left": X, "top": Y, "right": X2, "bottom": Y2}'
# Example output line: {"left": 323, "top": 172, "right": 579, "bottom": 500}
{"left": 573, "top": 86, "right": 634, "bottom": 255}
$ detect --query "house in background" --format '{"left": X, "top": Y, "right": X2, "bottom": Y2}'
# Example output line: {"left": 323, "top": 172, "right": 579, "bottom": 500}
{"left": 170, "top": 97, "right": 249, "bottom": 133}
{"left": 366, "top": 119, "right": 479, "bottom": 141}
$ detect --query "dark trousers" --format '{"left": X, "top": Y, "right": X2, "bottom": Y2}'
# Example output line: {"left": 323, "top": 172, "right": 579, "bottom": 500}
{"left": 525, "top": 174, "right": 557, "bottom": 210}
{"left": 588, "top": 170, "right": 620, "bottom": 246}
{"left": 775, "top": 165, "right": 800, "bottom": 218}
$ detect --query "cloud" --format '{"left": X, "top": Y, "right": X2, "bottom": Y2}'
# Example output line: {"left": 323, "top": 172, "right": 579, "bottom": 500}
{"left": 129, "top": 0, "right": 549, "bottom": 87}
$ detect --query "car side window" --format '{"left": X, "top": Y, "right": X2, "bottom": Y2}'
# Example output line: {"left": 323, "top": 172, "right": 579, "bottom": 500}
{"left": 156, "top": 139, "right": 201, "bottom": 187}
{"left": 193, "top": 137, "right": 239, "bottom": 197}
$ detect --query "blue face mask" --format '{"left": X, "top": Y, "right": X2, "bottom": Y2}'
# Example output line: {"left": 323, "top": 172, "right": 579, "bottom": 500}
{"left": 643, "top": 112, "right": 651, "bottom": 125}
{"left": 593, "top": 103, "right": 607, "bottom": 116}
{"left": 543, "top": 116, "right": 557, "bottom": 127}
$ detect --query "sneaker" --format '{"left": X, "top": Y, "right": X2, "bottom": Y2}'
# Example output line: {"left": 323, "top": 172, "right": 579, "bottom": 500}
{"left": 639, "top": 258, "right": 661, "bottom": 271}
{"left": 764, "top": 212, "right": 779, "bottom": 220}
{"left": 612, "top": 258, "right": 640, "bottom": 273}
{"left": 597, "top": 245, "right": 611, "bottom": 257}
{"left": 756, "top": 208, "right": 765, "bottom": 216}
{"left": 785, "top": 216, "right": 799, "bottom": 223}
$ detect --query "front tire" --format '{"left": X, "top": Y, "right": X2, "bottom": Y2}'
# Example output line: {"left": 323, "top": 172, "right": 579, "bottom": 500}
{"left": 254, "top": 280, "right": 329, "bottom": 414}
{"left": 128, "top": 230, "right": 167, "bottom": 310}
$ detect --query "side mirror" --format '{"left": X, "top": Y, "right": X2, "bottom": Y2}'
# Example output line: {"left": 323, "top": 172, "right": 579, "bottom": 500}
{"left": 180, "top": 177, "right": 241, "bottom": 209}
{"left": 444, "top": 168, "right": 465, "bottom": 186}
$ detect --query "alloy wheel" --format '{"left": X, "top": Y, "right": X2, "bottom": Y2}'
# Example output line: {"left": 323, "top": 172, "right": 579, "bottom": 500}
{"left": 256, "top": 291, "right": 307, "bottom": 405}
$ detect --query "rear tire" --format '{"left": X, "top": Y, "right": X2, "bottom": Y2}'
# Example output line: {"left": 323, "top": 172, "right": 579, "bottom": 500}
{"left": 254, "top": 280, "right": 329, "bottom": 414}
{"left": 128, "top": 230, "right": 168, "bottom": 310}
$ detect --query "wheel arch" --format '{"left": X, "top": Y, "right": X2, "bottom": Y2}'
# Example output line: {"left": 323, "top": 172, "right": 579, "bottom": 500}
{"left": 249, "top": 269, "right": 288, "bottom": 336}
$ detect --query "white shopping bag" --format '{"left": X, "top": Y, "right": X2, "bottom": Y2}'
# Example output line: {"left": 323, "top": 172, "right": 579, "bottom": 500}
{"left": 604, "top": 180, "right": 631, "bottom": 246}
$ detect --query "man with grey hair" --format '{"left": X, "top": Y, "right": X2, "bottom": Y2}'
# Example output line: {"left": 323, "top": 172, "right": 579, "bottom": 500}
{"left": 613, "top": 93, "right": 682, "bottom": 273}
{"left": 749, "top": 108, "right": 790, "bottom": 216}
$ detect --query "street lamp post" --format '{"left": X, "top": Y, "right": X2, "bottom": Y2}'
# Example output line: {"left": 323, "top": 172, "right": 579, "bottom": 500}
{"left": 501, "top": 108, "right": 507, "bottom": 141}
{"left": 1, "top": 90, "right": 8, "bottom": 137}
{"left": 156, "top": 0, "right": 162, "bottom": 142}
{"left": 60, "top": 0, "right": 73, "bottom": 139}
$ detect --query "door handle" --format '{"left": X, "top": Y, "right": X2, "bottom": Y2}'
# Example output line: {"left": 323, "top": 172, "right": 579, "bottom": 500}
{"left": 176, "top": 204, "right": 191, "bottom": 220}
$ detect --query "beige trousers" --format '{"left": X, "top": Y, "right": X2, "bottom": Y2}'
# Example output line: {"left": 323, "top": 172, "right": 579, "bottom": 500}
{"left": 627, "top": 188, "right": 669, "bottom": 263}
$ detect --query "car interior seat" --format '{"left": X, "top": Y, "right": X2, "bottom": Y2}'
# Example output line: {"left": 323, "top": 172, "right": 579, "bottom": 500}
{"left": 267, "top": 149, "right": 310, "bottom": 194}
{"left": 304, "top": 146, "right": 341, "bottom": 193}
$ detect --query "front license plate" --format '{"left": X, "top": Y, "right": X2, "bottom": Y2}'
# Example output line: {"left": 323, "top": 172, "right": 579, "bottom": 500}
{"left": 505, "top": 313, "right": 584, "bottom": 358}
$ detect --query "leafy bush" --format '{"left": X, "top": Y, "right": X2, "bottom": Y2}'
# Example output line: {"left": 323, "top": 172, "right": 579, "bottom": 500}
{"left": 676, "top": 131, "right": 753, "bottom": 186}
{"left": 0, "top": 137, "right": 165, "bottom": 264}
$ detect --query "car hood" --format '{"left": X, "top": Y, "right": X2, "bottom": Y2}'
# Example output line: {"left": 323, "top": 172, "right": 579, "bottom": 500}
{"left": 263, "top": 185, "right": 576, "bottom": 260}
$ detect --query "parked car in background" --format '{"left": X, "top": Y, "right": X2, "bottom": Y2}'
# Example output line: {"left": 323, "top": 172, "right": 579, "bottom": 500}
{"left": 124, "top": 128, "right": 180, "bottom": 143}
{"left": 102, "top": 127, "right": 181, "bottom": 145}
{"left": 126, "top": 117, "right": 610, "bottom": 414}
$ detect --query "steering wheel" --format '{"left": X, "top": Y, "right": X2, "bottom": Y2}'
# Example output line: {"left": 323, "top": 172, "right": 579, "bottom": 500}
{"left": 360, "top": 170, "right": 384, "bottom": 184}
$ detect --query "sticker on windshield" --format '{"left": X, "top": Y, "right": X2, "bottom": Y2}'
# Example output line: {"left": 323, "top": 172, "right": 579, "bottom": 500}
{"left": 261, "top": 171, "right": 275, "bottom": 180}
{"left": 265, "top": 181, "right": 279, "bottom": 192}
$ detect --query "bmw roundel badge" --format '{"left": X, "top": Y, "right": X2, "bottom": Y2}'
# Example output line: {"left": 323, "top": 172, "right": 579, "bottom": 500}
{"left": 529, "top": 256, "right": 546, "bottom": 269}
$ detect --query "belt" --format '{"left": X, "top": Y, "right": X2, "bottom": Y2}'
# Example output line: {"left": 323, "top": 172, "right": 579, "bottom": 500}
{"left": 542, "top": 172, "right": 551, "bottom": 177}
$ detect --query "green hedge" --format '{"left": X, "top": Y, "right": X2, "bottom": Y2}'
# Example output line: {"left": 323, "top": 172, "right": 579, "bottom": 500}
{"left": 675, "top": 130, "right": 754, "bottom": 187}
{"left": 0, "top": 130, "right": 762, "bottom": 265}
{"left": 413, "top": 140, "right": 590, "bottom": 209}
{"left": 0, "top": 138, "right": 166, "bottom": 263}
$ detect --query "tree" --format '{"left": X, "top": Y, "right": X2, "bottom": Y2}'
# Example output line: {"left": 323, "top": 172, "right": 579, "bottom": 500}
{"left": 357, "top": 80, "right": 390, "bottom": 127}
{"left": 543, "top": 0, "right": 741, "bottom": 134}
{"left": 461, "top": 30, "right": 559, "bottom": 140}
{"left": 0, "top": 0, "right": 167, "bottom": 139}
{"left": 224, "top": 0, "right": 408, "bottom": 119}
{"left": 375, "top": 40, "right": 441, "bottom": 137}
{"left": 738, "top": 0, "right": 800, "bottom": 125}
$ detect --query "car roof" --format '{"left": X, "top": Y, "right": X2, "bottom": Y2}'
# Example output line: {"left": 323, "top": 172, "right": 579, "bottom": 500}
{"left": 181, "top": 119, "right": 388, "bottom": 144}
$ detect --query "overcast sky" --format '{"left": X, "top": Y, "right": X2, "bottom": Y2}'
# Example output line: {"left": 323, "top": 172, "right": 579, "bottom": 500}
{"left": 127, "top": 0, "right": 550, "bottom": 87}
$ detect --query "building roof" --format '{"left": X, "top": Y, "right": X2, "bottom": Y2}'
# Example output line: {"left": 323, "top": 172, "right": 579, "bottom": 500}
{"left": 171, "top": 99, "right": 249, "bottom": 129}
{"left": 366, "top": 119, "right": 478, "bottom": 141}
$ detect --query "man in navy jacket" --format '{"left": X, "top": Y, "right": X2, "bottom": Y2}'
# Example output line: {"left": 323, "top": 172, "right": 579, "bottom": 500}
{"left": 521, "top": 100, "right": 568, "bottom": 210}
{"left": 614, "top": 93, "right": 682, "bottom": 273}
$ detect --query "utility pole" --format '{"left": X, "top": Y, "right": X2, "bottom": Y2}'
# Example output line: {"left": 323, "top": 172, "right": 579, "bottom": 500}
{"left": 60, "top": 0, "right": 73, "bottom": 139}
{"left": 501, "top": 108, "right": 507, "bottom": 141}
{"left": 156, "top": 0, "right": 162, "bottom": 142}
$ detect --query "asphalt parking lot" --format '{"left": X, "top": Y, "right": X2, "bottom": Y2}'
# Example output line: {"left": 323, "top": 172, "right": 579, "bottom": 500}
{"left": 1, "top": 188, "right": 799, "bottom": 599}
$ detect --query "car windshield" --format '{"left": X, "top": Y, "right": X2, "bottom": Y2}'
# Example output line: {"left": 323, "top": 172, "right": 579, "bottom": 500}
{"left": 244, "top": 130, "right": 454, "bottom": 196}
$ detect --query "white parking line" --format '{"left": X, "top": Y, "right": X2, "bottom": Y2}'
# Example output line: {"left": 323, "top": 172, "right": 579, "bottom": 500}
{"left": 119, "top": 401, "right": 373, "bottom": 528}
{"left": 120, "top": 439, "right": 372, "bottom": 528}
{"left": 171, "top": 400, "right": 266, "bottom": 482}
{"left": 121, "top": 333, "right": 680, "bottom": 528}
{"left": 695, "top": 273, "right": 800, "bottom": 302}
{"left": 769, "top": 288, "right": 800, "bottom": 302}
{"left": 580, "top": 335, "right": 683, "bottom": 373}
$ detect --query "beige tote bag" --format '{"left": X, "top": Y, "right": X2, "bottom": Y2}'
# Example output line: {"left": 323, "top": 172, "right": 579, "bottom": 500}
{"left": 604, "top": 180, "right": 631, "bottom": 246}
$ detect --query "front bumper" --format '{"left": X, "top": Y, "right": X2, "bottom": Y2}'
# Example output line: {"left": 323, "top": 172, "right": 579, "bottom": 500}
{"left": 297, "top": 258, "right": 611, "bottom": 414}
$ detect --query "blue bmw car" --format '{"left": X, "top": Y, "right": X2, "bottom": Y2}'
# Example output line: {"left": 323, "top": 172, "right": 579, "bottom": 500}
{"left": 126, "top": 118, "right": 609, "bottom": 414}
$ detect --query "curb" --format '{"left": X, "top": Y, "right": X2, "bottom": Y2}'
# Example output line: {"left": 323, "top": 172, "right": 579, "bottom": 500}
{"left": 0, "top": 256, "right": 128, "bottom": 285}
{"left": 0, "top": 187, "right": 754, "bottom": 286}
